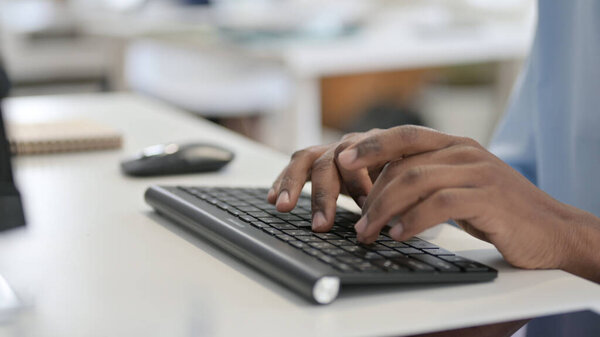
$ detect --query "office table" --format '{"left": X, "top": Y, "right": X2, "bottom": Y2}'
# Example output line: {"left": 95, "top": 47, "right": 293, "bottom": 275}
{"left": 0, "top": 93, "right": 598, "bottom": 336}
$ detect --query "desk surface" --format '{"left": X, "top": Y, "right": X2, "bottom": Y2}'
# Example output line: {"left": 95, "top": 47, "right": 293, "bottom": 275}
{"left": 1, "top": 93, "right": 599, "bottom": 337}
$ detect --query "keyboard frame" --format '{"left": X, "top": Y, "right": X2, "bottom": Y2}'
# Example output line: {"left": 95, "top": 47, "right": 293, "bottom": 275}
{"left": 145, "top": 185, "right": 497, "bottom": 304}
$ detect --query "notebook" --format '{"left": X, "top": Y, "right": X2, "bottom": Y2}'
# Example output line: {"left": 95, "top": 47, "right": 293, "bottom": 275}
{"left": 6, "top": 119, "right": 123, "bottom": 155}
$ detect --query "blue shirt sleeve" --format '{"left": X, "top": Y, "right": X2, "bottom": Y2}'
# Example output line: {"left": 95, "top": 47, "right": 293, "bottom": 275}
{"left": 488, "top": 57, "right": 538, "bottom": 185}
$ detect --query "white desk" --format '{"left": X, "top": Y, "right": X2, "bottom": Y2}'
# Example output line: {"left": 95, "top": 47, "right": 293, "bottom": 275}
{"left": 1, "top": 93, "right": 598, "bottom": 337}
{"left": 78, "top": 2, "right": 535, "bottom": 152}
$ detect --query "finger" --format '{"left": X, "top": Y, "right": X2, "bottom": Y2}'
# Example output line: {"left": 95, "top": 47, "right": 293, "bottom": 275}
{"left": 271, "top": 146, "right": 327, "bottom": 212}
{"left": 310, "top": 149, "right": 342, "bottom": 232}
{"left": 389, "top": 188, "right": 487, "bottom": 242}
{"left": 268, "top": 169, "right": 285, "bottom": 203}
{"left": 337, "top": 125, "right": 480, "bottom": 170}
{"left": 334, "top": 139, "right": 372, "bottom": 207}
{"left": 457, "top": 220, "right": 491, "bottom": 243}
{"left": 363, "top": 144, "right": 491, "bottom": 212}
{"left": 355, "top": 164, "right": 490, "bottom": 243}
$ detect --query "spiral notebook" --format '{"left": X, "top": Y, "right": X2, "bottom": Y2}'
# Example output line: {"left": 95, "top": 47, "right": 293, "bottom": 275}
{"left": 6, "top": 119, "right": 123, "bottom": 155}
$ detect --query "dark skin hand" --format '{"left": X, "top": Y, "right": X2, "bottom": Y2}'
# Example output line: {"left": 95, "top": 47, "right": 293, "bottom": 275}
{"left": 268, "top": 126, "right": 600, "bottom": 283}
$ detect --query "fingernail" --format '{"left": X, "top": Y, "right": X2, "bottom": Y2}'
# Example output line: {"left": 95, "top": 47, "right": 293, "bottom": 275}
{"left": 354, "top": 216, "right": 368, "bottom": 234}
{"left": 312, "top": 211, "right": 327, "bottom": 231}
{"left": 276, "top": 191, "right": 290, "bottom": 207}
{"left": 389, "top": 223, "right": 404, "bottom": 239}
{"left": 357, "top": 195, "right": 367, "bottom": 208}
{"left": 267, "top": 188, "right": 276, "bottom": 201}
{"left": 338, "top": 148, "right": 358, "bottom": 166}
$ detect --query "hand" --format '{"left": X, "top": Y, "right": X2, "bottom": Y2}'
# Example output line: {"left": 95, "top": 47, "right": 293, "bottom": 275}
{"left": 336, "top": 126, "right": 599, "bottom": 274}
{"left": 269, "top": 125, "right": 600, "bottom": 279}
{"left": 267, "top": 131, "right": 384, "bottom": 232}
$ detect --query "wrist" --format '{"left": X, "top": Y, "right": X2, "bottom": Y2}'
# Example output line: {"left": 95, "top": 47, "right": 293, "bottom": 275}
{"left": 558, "top": 208, "right": 600, "bottom": 283}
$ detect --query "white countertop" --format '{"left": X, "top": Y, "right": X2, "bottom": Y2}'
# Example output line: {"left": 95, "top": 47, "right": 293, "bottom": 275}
{"left": 0, "top": 93, "right": 598, "bottom": 337}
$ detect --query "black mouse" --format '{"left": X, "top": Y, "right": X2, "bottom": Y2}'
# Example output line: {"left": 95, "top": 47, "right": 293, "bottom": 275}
{"left": 121, "top": 142, "right": 234, "bottom": 177}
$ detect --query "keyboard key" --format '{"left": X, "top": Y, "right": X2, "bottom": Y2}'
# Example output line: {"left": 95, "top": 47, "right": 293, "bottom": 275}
{"left": 328, "top": 239, "right": 354, "bottom": 246}
{"left": 289, "top": 220, "right": 313, "bottom": 228}
{"left": 371, "top": 259, "right": 410, "bottom": 272}
{"left": 227, "top": 208, "right": 242, "bottom": 216}
{"left": 246, "top": 211, "right": 271, "bottom": 218}
{"left": 277, "top": 214, "right": 303, "bottom": 221}
{"left": 406, "top": 239, "right": 438, "bottom": 249}
{"left": 411, "top": 254, "right": 461, "bottom": 272}
{"left": 302, "top": 247, "right": 321, "bottom": 256}
{"left": 363, "top": 252, "right": 385, "bottom": 260}
{"left": 314, "top": 233, "right": 341, "bottom": 240}
{"left": 296, "top": 235, "right": 322, "bottom": 243}
{"left": 316, "top": 253, "right": 336, "bottom": 264}
{"left": 269, "top": 223, "right": 296, "bottom": 230}
{"left": 390, "top": 256, "right": 436, "bottom": 272}
{"left": 250, "top": 221, "right": 270, "bottom": 229}
{"left": 309, "top": 242, "right": 336, "bottom": 250}
{"left": 378, "top": 250, "right": 402, "bottom": 258}
{"left": 368, "top": 243, "right": 393, "bottom": 251}
{"left": 396, "top": 248, "right": 423, "bottom": 255}
{"left": 331, "top": 262, "right": 354, "bottom": 272}
{"left": 422, "top": 248, "right": 454, "bottom": 256}
{"left": 440, "top": 255, "right": 469, "bottom": 263}
{"left": 240, "top": 215, "right": 257, "bottom": 222}
{"left": 238, "top": 206, "right": 261, "bottom": 212}
{"left": 341, "top": 246, "right": 368, "bottom": 255}
{"left": 227, "top": 201, "right": 250, "bottom": 207}
{"left": 355, "top": 262, "right": 381, "bottom": 272}
{"left": 322, "top": 248, "right": 348, "bottom": 256}
{"left": 337, "top": 256, "right": 364, "bottom": 264}
{"left": 215, "top": 202, "right": 230, "bottom": 210}
{"left": 283, "top": 229, "right": 313, "bottom": 236}
{"left": 262, "top": 227, "right": 282, "bottom": 236}
{"left": 382, "top": 241, "right": 409, "bottom": 248}
{"left": 276, "top": 234, "right": 294, "bottom": 242}
{"left": 260, "top": 218, "right": 287, "bottom": 224}
{"left": 288, "top": 240, "right": 307, "bottom": 249}
{"left": 330, "top": 225, "right": 354, "bottom": 233}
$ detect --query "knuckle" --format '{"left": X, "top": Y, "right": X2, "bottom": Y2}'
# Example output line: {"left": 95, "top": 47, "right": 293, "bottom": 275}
{"left": 433, "top": 190, "right": 458, "bottom": 208}
{"left": 368, "top": 198, "right": 388, "bottom": 218}
{"left": 312, "top": 157, "right": 334, "bottom": 174}
{"left": 279, "top": 175, "right": 296, "bottom": 189}
{"left": 341, "top": 132, "right": 359, "bottom": 141}
{"left": 312, "top": 188, "right": 331, "bottom": 209}
{"left": 334, "top": 141, "right": 352, "bottom": 157}
{"left": 401, "top": 166, "right": 426, "bottom": 185}
{"left": 355, "top": 136, "right": 382, "bottom": 158}
{"left": 366, "top": 128, "right": 383, "bottom": 135}
{"left": 401, "top": 210, "right": 417, "bottom": 228}
{"left": 290, "top": 149, "right": 307, "bottom": 160}
{"left": 459, "top": 136, "right": 482, "bottom": 148}
{"left": 292, "top": 146, "right": 324, "bottom": 161}
{"left": 478, "top": 162, "right": 500, "bottom": 180}
{"left": 394, "top": 125, "right": 420, "bottom": 145}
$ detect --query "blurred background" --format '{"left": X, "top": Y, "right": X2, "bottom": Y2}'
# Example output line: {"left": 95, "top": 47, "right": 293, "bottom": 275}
{"left": 0, "top": 0, "right": 536, "bottom": 154}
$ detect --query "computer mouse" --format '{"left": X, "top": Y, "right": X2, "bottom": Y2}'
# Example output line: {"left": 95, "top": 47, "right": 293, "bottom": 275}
{"left": 121, "top": 142, "right": 234, "bottom": 177}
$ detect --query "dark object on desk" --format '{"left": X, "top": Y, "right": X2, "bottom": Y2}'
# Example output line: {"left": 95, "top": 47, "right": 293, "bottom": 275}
{"left": 0, "top": 65, "right": 26, "bottom": 231}
{"left": 122, "top": 142, "right": 234, "bottom": 177}
{"left": 145, "top": 186, "right": 497, "bottom": 304}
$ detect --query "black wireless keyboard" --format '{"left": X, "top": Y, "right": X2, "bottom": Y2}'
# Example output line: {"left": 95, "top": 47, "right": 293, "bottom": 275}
{"left": 145, "top": 186, "right": 497, "bottom": 304}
